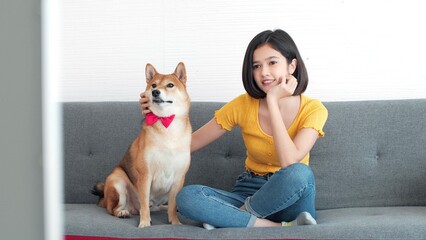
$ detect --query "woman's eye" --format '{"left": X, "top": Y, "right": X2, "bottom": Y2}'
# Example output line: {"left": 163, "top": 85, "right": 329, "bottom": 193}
{"left": 167, "top": 83, "right": 174, "bottom": 88}
{"left": 269, "top": 61, "right": 277, "bottom": 65}
{"left": 252, "top": 65, "right": 260, "bottom": 70}
{"left": 152, "top": 83, "right": 157, "bottom": 88}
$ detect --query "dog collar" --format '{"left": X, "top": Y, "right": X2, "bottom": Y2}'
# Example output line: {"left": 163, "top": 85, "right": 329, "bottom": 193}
{"left": 145, "top": 112, "right": 175, "bottom": 128}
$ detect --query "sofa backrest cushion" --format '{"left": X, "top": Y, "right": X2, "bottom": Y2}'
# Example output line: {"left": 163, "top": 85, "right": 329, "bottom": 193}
{"left": 62, "top": 99, "right": 426, "bottom": 209}
{"left": 312, "top": 99, "right": 426, "bottom": 209}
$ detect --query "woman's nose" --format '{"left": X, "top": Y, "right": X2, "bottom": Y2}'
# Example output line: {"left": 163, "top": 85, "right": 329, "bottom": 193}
{"left": 261, "top": 65, "right": 270, "bottom": 76}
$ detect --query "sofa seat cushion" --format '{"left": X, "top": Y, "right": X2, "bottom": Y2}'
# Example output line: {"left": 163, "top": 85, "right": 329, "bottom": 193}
{"left": 65, "top": 204, "right": 426, "bottom": 239}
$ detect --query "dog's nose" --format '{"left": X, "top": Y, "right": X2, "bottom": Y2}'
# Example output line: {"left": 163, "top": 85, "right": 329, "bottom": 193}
{"left": 152, "top": 90, "right": 160, "bottom": 97}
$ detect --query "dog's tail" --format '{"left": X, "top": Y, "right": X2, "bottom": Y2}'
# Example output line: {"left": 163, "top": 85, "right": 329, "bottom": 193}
{"left": 91, "top": 182, "right": 105, "bottom": 208}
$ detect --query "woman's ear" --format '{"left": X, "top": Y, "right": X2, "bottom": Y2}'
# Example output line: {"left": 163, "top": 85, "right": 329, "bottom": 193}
{"left": 289, "top": 59, "right": 297, "bottom": 75}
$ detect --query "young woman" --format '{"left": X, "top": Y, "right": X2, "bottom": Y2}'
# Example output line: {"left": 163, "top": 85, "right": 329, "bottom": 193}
{"left": 140, "top": 29, "right": 328, "bottom": 228}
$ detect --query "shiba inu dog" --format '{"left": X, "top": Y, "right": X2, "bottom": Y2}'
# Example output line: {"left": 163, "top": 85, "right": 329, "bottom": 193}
{"left": 92, "top": 62, "right": 191, "bottom": 228}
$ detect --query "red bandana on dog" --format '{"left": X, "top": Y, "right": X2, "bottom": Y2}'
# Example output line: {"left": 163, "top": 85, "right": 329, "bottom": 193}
{"left": 145, "top": 112, "right": 175, "bottom": 128}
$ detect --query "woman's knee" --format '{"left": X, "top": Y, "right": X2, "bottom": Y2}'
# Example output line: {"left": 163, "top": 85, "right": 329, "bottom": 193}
{"left": 277, "top": 163, "right": 315, "bottom": 185}
{"left": 176, "top": 185, "right": 202, "bottom": 207}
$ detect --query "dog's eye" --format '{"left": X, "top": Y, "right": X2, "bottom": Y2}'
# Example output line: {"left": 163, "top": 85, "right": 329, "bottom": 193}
{"left": 152, "top": 83, "right": 157, "bottom": 88}
{"left": 167, "top": 83, "right": 174, "bottom": 88}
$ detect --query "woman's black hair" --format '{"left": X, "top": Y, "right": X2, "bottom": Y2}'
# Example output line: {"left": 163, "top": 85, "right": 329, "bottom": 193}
{"left": 242, "top": 29, "right": 308, "bottom": 99}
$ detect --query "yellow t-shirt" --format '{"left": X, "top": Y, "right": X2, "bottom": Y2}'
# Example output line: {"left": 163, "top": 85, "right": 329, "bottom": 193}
{"left": 214, "top": 93, "right": 328, "bottom": 175}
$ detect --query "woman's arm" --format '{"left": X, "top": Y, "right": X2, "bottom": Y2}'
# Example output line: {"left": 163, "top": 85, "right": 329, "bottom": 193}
{"left": 268, "top": 101, "right": 319, "bottom": 167}
{"left": 191, "top": 118, "right": 227, "bottom": 153}
{"left": 266, "top": 76, "right": 320, "bottom": 168}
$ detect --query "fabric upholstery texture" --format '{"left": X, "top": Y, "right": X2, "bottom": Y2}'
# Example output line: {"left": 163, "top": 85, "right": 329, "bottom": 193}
{"left": 63, "top": 99, "right": 426, "bottom": 239}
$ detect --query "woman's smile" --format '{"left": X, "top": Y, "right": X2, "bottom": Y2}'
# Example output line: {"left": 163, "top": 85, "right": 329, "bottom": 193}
{"left": 261, "top": 78, "right": 277, "bottom": 87}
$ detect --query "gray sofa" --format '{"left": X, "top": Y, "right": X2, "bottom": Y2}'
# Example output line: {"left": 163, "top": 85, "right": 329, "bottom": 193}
{"left": 63, "top": 99, "right": 426, "bottom": 239}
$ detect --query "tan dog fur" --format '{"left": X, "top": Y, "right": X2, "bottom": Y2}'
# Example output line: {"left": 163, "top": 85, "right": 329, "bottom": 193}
{"left": 94, "top": 62, "right": 191, "bottom": 228}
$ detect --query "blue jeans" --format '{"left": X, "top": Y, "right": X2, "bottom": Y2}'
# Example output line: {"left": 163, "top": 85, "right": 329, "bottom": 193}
{"left": 176, "top": 163, "right": 316, "bottom": 228}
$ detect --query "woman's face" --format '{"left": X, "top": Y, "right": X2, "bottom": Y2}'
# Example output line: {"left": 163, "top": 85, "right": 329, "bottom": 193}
{"left": 252, "top": 44, "right": 295, "bottom": 94}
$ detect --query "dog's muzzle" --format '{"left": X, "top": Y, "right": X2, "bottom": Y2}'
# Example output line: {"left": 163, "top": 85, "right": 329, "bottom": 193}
{"left": 151, "top": 90, "right": 173, "bottom": 104}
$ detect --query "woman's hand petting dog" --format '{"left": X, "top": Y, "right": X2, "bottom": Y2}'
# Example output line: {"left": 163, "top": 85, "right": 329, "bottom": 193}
{"left": 140, "top": 92, "right": 151, "bottom": 115}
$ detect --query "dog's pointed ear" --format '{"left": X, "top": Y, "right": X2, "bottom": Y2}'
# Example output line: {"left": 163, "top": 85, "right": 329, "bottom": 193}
{"left": 173, "top": 62, "right": 187, "bottom": 85}
{"left": 146, "top": 63, "right": 158, "bottom": 83}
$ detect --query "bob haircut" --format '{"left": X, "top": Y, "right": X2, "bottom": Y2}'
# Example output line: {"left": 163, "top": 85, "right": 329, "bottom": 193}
{"left": 242, "top": 29, "right": 308, "bottom": 99}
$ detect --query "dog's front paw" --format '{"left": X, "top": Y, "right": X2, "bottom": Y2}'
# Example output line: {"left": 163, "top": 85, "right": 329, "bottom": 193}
{"left": 114, "top": 209, "right": 130, "bottom": 218}
{"left": 169, "top": 216, "right": 181, "bottom": 225}
{"left": 170, "top": 220, "right": 182, "bottom": 225}
{"left": 138, "top": 220, "right": 151, "bottom": 228}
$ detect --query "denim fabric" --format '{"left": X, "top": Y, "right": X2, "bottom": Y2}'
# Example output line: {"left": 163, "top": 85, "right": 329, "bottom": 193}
{"left": 244, "top": 163, "right": 316, "bottom": 222}
{"left": 176, "top": 163, "right": 316, "bottom": 228}
{"left": 176, "top": 185, "right": 256, "bottom": 228}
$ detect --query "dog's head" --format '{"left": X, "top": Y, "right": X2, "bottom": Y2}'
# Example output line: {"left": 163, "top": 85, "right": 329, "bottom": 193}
{"left": 145, "top": 62, "right": 190, "bottom": 117}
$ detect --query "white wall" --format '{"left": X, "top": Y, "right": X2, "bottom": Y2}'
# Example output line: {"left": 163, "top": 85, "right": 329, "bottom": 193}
{"left": 61, "top": 0, "right": 426, "bottom": 102}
